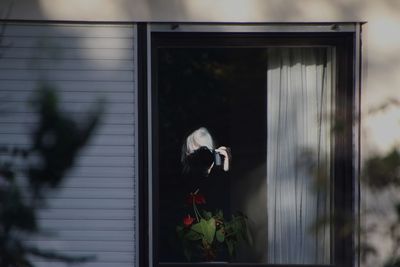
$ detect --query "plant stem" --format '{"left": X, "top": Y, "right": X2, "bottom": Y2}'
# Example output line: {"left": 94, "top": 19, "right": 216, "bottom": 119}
{"left": 192, "top": 200, "right": 203, "bottom": 222}
{"left": 193, "top": 200, "right": 200, "bottom": 222}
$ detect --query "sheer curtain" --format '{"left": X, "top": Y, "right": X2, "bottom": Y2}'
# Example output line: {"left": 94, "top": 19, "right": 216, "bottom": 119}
{"left": 267, "top": 48, "right": 333, "bottom": 264}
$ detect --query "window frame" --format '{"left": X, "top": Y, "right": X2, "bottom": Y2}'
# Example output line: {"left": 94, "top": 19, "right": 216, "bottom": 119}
{"left": 138, "top": 23, "right": 359, "bottom": 267}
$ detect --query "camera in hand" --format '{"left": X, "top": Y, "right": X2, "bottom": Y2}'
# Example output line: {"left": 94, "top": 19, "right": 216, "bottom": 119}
{"left": 213, "top": 150, "right": 223, "bottom": 166}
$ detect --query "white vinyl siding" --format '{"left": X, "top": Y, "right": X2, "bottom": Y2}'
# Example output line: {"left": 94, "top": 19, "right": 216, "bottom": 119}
{"left": 0, "top": 23, "right": 137, "bottom": 267}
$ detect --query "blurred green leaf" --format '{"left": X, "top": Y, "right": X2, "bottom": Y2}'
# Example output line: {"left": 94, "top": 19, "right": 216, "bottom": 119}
{"left": 190, "top": 218, "right": 216, "bottom": 244}
{"left": 226, "top": 239, "right": 234, "bottom": 257}
{"left": 202, "top": 210, "right": 212, "bottom": 220}
{"left": 185, "top": 229, "right": 202, "bottom": 241}
{"left": 216, "top": 229, "right": 225, "bottom": 243}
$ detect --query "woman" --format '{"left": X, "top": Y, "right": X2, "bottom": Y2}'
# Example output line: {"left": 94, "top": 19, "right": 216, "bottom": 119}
{"left": 181, "top": 127, "right": 231, "bottom": 217}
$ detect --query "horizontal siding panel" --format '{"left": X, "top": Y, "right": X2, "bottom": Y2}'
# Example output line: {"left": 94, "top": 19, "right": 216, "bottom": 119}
{"left": 88, "top": 135, "right": 134, "bottom": 146}
{"left": 0, "top": 142, "right": 136, "bottom": 152}
{"left": 36, "top": 232, "right": 134, "bottom": 243}
{"left": 25, "top": 240, "right": 134, "bottom": 252}
{"left": 0, "top": 58, "right": 134, "bottom": 71}
{"left": 0, "top": 145, "right": 135, "bottom": 158}
{"left": 0, "top": 91, "right": 134, "bottom": 102}
{"left": 0, "top": 80, "right": 135, "bottom": 92}
{"left": 0, "top": 104, "right": 135, "bottom": 116}
{"left": 65, "top": 103, "right": 135, "bottom": 115}
{"left": 1, "top": 23, "right": 137, "bottom": 267}
{"left": 0, "top": 124, "right": 32, "bottom": 134}
{"left": 39, "top": 219, "right": 134, "bottom": 231}
{"left": 47, "top": 198, "right": 134, "bottom": 209}
{"left": 31, "top": 251, "right": 133, "bottom": 263}
{"left": 68, "top": 166, "right": 135, "bottom": 176}
{"left": 2, "top": 47, "right": 134, "bottom": 60}
{"left": 92, "top": 124, "right": 135, "bottom": 135}
{"left": 0, "top": 155, "right": 134, "bottom": 169}
{"left": 0, "top": 113, "right": 135, "bottom": 125}
{"left": 39, "top": 209, "right": 134, "bottom": 220}
{"left": 31, "top": 262, "right": 133, "bottom": 267}
{"left": 2, "top": 36, "right": 134, "bottom": 49}
{"left": 0, "top": 113, "right": 135, "bottom": 124}
{"left": 76, "top": 156, "right": 134, "bottom": 167}
{"left": 23, "top": 177, "right": 134, "bottom": 189}
{"left": 0, "top": 134, "right": 134, "bottom": 147}
{"left": 41, "top": 250, "right": 134, "bottom": 261}
{"left": 0, "top": 70, "right": 134, "bottom": 81}
{"left": 74, "top": 146, "right": 135, "bottom": 157}
{"left": 4, "top": 24, "right": 135, "bottom": 38}
{"left": 0, "top": 134, "right": 30, "bottom": 145}
{"left": 45, "top": 188, "right": 134, "bottom": 199}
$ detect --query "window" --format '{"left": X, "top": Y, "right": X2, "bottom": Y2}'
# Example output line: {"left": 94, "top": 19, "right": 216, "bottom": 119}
{"left": 139, "top": 24, "right": 358, "bottom": 267}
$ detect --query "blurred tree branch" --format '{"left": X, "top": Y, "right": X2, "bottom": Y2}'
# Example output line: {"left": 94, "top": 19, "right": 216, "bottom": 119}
{"left": 0, "top": 85, "right": 102, "bottom": 266}
{"left": 0, "top": 7, "right": 102, "bottom": 266}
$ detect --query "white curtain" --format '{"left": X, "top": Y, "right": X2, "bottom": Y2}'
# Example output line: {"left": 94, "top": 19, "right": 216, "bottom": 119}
{"left": 267, "top": 48, "right": 333, "bottom": 264}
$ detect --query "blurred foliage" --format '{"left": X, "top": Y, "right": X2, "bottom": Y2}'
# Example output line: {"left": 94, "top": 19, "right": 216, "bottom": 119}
{"left": 0, "top": 85, "right": 102, "bottom": 266}
{"left": 307, "top": 112, "right": 399, "bottom": 266}
{"left": 363, "top": 149, "right": 400, "bottom": 190}
{"left": 363, "top": 148, "right": 400, "bottom": 267}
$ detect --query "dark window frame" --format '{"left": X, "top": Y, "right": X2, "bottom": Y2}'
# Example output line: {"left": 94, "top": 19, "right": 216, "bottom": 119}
{"left": 138, "top": 28, "right": 356, "bottom": 267}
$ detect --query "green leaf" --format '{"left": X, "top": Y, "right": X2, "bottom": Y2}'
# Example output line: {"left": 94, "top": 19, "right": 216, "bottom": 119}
{"left": 216, "top": 229, "right": 225, "bottom": 243}
{"left": 216, "top": 210, "right": 223, "bottom": 219}
{"left": 245, "top": 222, "right": 253, "bottom": 246}
{"left": 185, "top": 229, "right": 202, "bottom": 240}
{"left": 202, "top": 210, "right": 212, "bottom": 220}
{"left": 191, "top": 218, "right": 216, "bottom": 244}
{"left": 226, "top": 239, "right": 234, "bottom": 256}
{"left": 204, "top": 218, "right": 216, "bottom": 244}
{"left": 191, "top": 220, "right": 205, "bottom": 234}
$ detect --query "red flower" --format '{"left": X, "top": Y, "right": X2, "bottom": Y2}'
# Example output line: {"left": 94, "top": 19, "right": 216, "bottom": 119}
{"left": 186, "top": 191, "right": 206, "bottom": 205}
{"left": 183, "top": 214, "right": 194, "bottom": 227}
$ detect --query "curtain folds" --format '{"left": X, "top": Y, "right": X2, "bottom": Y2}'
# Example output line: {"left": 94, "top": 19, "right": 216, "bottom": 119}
{"left": 267, "top": 48, "right": 333, "bottom": 264}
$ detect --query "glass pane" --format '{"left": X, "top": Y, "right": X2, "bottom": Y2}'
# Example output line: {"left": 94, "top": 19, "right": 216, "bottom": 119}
{"left": 156, "top": 46, "right": 333, "bottom": 264}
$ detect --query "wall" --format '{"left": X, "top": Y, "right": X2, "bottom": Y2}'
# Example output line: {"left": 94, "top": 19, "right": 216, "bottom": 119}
{"left": 0, "top": 23, "right": 138, "bottom": 267}
{"left": 2, "top": 0, "right": 397, "bottom": 162}
{"left": 1, "top": 0, "right": 399, "bottom": 266}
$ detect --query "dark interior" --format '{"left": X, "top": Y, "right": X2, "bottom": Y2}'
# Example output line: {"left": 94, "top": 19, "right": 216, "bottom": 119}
{"left": 156, "top": 47, "right": 267, "bottom": 262}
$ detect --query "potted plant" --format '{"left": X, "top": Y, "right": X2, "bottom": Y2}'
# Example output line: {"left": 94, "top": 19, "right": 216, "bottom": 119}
{"left": 176, "top": 190, "right": 251, "bottom": 261}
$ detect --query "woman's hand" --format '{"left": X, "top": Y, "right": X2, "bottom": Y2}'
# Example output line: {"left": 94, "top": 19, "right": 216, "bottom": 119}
{"left": 215, "top": 146, "right": 231, "bottom": 171}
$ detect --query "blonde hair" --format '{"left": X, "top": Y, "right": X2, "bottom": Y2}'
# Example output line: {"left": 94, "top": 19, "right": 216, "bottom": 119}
{"left": 185, "top": 127, "right": 214, "bottom": 155}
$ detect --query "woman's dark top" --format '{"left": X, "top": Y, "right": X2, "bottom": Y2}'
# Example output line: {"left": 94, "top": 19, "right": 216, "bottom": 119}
{"left": 182, "top": 146, "right": 230, "bottom": 218}
{"left": 180, "top": 146, "right": 231, "bottom": 261}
